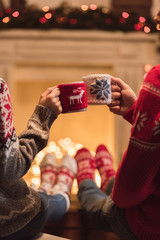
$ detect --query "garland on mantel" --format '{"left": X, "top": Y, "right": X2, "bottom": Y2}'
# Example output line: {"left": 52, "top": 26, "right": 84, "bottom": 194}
{"left": 0, "top": 4, "right": 158, "bottom": 33}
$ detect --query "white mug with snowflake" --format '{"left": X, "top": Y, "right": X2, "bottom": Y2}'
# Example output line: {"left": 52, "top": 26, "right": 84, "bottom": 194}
{"left": 83, "top": 74, "right": 111, "bottom": 105}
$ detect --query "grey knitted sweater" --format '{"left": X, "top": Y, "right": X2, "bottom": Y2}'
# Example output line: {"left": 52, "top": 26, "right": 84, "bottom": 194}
{"left": 0, "top": 79, "right": 57, "bottom": 238}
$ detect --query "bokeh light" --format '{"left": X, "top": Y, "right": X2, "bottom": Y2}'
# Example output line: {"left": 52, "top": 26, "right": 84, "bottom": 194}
{"left": 12, "top": 11, "right": 19, "bottom": 18}
{"left": 122, "top": 12, "right": 129, "bottom": 19}
{"left": 81, "top": 5, "right": 88, "bottom": 11}
{"left": 134, "top": 23, "right": 143, "bottom": 31}
{"left": 42, "top": 6, "right": 50, "bottom": 12}
{"left": 31, "top": 177, "right": 40, "bottom": 187}
{"left": 39, "top": 17, "right": 47, "bottom": 23}
{"left": 2, "top": 17, "right": 10, "bottom": 23}
{"left": 31, "top": 165, "right": 40, "bottom": 176}
{"left": 139, "top": 16, "right": 146, "bottom": 23}
{"left": 144, "top": 64, "right": 152, "bottom": 73}
{"left": 144, "top": 26, "right": 151, "bottom": 33}
{"left": 90, "top": 4, "right": 97, "bottom": 11}
{"left": 45, "top": 13, "right": 52, "bottom": 19}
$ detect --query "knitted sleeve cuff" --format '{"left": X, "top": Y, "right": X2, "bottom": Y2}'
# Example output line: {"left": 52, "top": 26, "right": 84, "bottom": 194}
{"left": 29, "top": 105, "right": 58, "bottom": 130}
{"left": 123, "top": 103, "right": 136, "bottom": 125}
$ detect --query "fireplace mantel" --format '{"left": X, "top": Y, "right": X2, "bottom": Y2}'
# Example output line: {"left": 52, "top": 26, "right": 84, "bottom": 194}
{"left": 0, "top": 29, "right": 158, "bottom": 88}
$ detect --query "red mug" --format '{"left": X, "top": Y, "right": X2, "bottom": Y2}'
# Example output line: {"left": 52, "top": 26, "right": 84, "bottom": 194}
{"left": 58, "top": 82, "right": 88, "bottom": 113}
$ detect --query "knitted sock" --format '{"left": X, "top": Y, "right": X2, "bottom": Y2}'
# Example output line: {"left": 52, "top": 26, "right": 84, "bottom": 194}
{"left": 38, "top": 153, "right": 58, "bottom": 194}
{"left": 95, "top": 145, "right": 116, "bottom": 192}
{"left": 51, "top": 154, "right": 77, "bottom": 198}
{"left": 75, "top": 148, "right": 96, "bottom": 185}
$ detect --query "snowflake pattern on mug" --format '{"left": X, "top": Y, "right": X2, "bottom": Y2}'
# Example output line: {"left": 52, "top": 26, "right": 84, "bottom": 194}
{"left": 90, "top": 79, "right": 110, "bottom": 101}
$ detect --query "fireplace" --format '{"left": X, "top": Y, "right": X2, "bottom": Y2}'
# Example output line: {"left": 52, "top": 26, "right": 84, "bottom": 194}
{"left": 0, "top": 29, "right": 158, "bottom": 179}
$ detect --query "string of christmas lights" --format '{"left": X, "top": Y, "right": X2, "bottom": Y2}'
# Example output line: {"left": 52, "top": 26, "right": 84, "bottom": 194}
{"left": 0, "top": 3, "right": 159, "bottom": 33}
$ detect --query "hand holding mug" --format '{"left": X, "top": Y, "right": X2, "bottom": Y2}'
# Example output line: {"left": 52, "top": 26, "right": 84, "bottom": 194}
{"left": 58, "top": 82, "right": 88, "bottom": 113}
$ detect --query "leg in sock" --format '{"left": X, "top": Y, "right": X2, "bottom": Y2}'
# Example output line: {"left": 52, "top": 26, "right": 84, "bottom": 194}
{"left": 95, "top": 145, "right": 116, "bottom": 192}
{"left": 38, "top": 153, "right": 58, "bottom": 194}
{"left": 51, "top": 154, "right": 77, "bottom": 211}
{"left": 75, "top": 148, "right": 96, "bottom": 185}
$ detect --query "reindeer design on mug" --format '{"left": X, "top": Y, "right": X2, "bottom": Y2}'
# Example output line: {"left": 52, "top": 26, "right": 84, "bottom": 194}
{"left": 69, "top": 87, "right": 85, "bottom": 105}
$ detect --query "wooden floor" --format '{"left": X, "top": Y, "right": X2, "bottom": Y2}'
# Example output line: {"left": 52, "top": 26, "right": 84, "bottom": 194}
{"left": 43, "top": 196, "right": 119, "bottom": 240}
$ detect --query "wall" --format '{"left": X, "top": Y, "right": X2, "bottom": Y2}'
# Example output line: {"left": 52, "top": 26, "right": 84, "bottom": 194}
{"left": 2, "top": 0, "right": 160, "bottom": 17}
{"left": 26, "top": 0, "right": 112, "bottom": 8}
{"left": 28, "top": 0, "right": 160, "bottom": 17}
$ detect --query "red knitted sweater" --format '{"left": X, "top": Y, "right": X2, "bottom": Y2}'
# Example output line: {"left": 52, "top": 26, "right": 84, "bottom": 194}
{"left": 111, "top": 65, "right": 160, "bottom": 240}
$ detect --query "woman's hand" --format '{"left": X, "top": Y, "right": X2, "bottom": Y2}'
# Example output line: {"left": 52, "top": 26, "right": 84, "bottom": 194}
{"left": 39, "top": 86, "right": 62, "bottom": 116}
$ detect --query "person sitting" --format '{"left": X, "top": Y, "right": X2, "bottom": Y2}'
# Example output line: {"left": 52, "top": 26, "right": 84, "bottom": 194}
{"left": 74, "top": 9, "right": 160, "bottom": 240}
{"left": 0, "top": 78, "right": 76, "bottom": 240}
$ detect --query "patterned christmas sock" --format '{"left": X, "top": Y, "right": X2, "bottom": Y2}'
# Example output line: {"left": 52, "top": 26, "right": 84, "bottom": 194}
{"left": 75, "top": 148, "right": 96, "bottom": 185}
{"left": 51, "top": 154, "right": 77, "bottom": 198}
{"left": 38, "top": 153, "right": 58, "bottom": 194}
{"left": 95, "top": 145, "right": 116, "bottom": 192}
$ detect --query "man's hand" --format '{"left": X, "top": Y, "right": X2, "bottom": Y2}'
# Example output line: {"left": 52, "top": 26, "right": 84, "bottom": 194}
{"left": 108, "top": 76, "right": 137, "bottom": 116}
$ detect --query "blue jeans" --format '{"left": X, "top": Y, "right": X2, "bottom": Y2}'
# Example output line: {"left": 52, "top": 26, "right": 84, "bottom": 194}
{"left": 78, "top": 179, "right": 138, "bottom": 240}
{"left": 1, "top": 192, "right": 67, "bottom": 240}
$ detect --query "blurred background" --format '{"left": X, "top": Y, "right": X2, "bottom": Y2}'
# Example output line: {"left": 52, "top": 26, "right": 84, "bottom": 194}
{"left": 0, "top": 0, "right": 159, "bottom": 189}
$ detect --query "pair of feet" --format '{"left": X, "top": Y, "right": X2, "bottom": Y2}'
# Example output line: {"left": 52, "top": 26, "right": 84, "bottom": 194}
{"left": 75, "top": 145, "right": 116, "bottom": 192}
{"left": 39, "top": 144, "right": 115, "bottom": 196}
{"left": 38, "top": 153, "right": 77, "bottom": 196}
